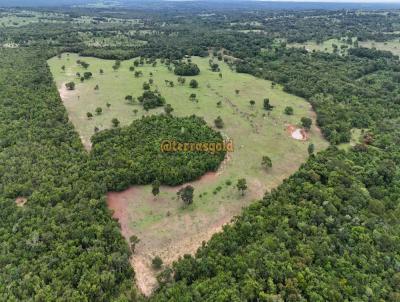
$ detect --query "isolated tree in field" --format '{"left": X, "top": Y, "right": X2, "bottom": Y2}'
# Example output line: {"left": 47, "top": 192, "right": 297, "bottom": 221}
{"left": 80, "top": 61, "right": 89, "bottom": 69}
{"left": 76, "top": 72, "right": 80, "bottom": 78}
{"left": 214, "top": 116, "right": 224, "bottom": 129}
{"left": 263, "top": 98, "right": 273, "bottom": 111}
{"left": 133, "top": 109, "right": 138, "bottom": 115}
{"left": 217, "top": 101, "right": 222, "bottom": 108}
{"left": 83, "top": 72, "right": 92, "bottom": 80}
{"left": 129, "top": 235, "right": 140, "bottom": 253}
{"left": 189, "top": 79, "right": 198, "bottom": 88}
{"left": 138, "top": 90, "right": 165, "bottom": 110}
{"left": 112, "top": 60, "right": 121, "bottom": 71}
{"left": 249, "top": 100, "right": 255, "bottom": 108}
{"left": 152, "top": 180, "right": 160, "bottom": 197}
{"left": 112, "top": 118, "right": 120, "bottom": 128}
{"left": 133, "top": 59, "right": 139, "bottom": 67}
{"left": 261, "top": 156, "right": 272, "bottom": 170}
{"left": 164, "top": 104, "right": 174, "bottom": 116}
{"left": 94, "top": 84, "right": 99, "bottom": 90}
{"left": 284, "top": 106, "right": 294, "bottom": 115}
{"left": 271, "top": 82, "right": 276, "bottom": 89}
{"left": 129, "top": 66, "right": 135, "bottom": 72}
{"left": 235, "top": 89, "right": 240, "bottom": 95}
{"left": 65, "top": 81, "right": 75, "bottom": 90}
{"left": 61, "top": 65, "right": 65, "bottom": 71}
{"left": 210, "top": 63, "right": 219, "bottom": 72}
{"left": 308, "top": 143, "right": 315, "bottom": 155}
{"left": 99, "top": 69, "right": 104, "bottom": 75}
{"left": 94, "top": 126, "right": 99, "bottom": 133}
{"left": 95, "top": 107, "right": 102, "bottom": 115}
{"left": 177, "top": 77, "right": 186, "bottom": 85}
{"left": 80, "top": 77, "right": 85, "bottom": 82}
{"left": 301, "top": 117, "right": 313, "bottom": 130}
{"left": 86, "top": 112, "right": 93, "bottom": 119}
{"left": 106, "top": 102, "right": 111, "bottom": 109}
{"left": 125, "top": 95, "right": 133, "bottom": 102}
{"left": 149, "top": 78, "right": 154, "bottom": 85}
{"left": 134, "top": 71, "right": 142, "bottom": 78}
{"left": 152, "top": 256, "right": 163, "bottom": 270}
{"left": 219, "top": 73, "right": 222, "bottom": 79}
{"left": 189, "top": 93, "right": 196, "bottom": 101}
{"left": 332, "top": 44, "right": 338, "bottom": 54}
{"left": 177, "top": 185, "right": 194, "bottom": 206}
{"left": 174, "top": 62, "right": 200, "bottom": 76}
{"left": 236, "top": 178, "right": 247, "bottom": 196}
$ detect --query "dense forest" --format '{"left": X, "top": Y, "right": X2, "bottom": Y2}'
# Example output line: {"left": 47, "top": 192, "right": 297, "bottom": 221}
{"left": 0, "top": 4, "right": 399, "bottom": 302}
{"left": 0, "top": 48, "right": 136, "bottom": 301}
{"left": 90, "top": 115, "right": 225, "bottom": 191}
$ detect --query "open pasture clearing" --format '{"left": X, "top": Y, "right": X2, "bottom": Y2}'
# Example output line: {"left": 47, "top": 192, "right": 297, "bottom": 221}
{"left": 49, "top": 53, "right": 328, "bottom": 295}
{"left": 359, "top": 39, "right": 400, "bottom": 56}
{"left": 78, "top": 31, "right": 147, "bottom": 48}
{"left": 287, "top": 37, "right": 400, "bottom": 58}
{"left": 288, "top": 38, "right": 354, "bottom": 54}
{"left": 0, "top": 11, "right": 44, "bottom": 27}
{"left": 0, "top": 10, "right": 142, "bottom": 29}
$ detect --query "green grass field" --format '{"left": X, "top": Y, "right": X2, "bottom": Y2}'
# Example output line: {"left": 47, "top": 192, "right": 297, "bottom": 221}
{"left": 49, "top": 53, "right": 328, "bottom": 294}
{"left": 0, "top": 11, "right": 141, "bottom": 29}
{"left": 288, "top": 38, "right": 400, "bottom": 57}
{"left": 359, "top": 39, "right": 400, "bottom": 56}
{"left": 0, "top": 12, "right": 41, "bottom": 27}
{"left": 288, "top": 38, "right": 354, "bottom": 54}
{"left": 78, "top": 31, "right": 146, "bottom": 48}
{"left": 338, "top": 128, "right": 366, "bottom": 151}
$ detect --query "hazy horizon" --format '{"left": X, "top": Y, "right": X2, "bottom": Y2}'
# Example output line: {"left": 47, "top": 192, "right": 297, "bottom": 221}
{"left": 1, "top": 0, "right": 400, "bottom": 8}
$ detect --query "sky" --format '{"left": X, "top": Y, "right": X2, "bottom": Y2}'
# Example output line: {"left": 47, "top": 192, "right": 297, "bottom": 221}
{"left": 257, "top": 0, "right": 400, "bottom": 2}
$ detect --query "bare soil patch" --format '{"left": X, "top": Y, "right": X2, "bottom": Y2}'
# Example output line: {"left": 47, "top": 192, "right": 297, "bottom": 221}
{"left": 58, "top": 83, "right": 92, "bottom": 151}
{"left": 58, "top": 82, "right": 76, "bottom": 101}
{"left": 286, "top": 124, "right": 308, "bottom": 141}
{"left": 109, "top": 193, "right": 234, "bottom": 296}
{"left": 106, "top": 154, "right": 238, "bottom": 296}
{"left": 15, "top": 197, "right": 27, "bottom": 207}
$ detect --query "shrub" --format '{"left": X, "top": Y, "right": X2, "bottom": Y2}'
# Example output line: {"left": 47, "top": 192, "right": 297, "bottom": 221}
{"left": 174, "top": 62, "right": 200, "bottom": 76}
{"left": 65, "top": 81, "right": 75, "bottom": 90}
{"left": 152, "top": 256, "right": 163, "bottom": 269}
{"left": 284, "top": 106, "right": 294, "bottom": 115}
{"left": 189, "top": 79, "right": 198, "bottom": 88}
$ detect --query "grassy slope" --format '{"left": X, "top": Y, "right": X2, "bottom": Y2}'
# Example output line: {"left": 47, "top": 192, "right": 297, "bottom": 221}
{"left": 288, "top": 38, "right": 400, "bottom": 57}
{"left": 288, "top": 38, "right": 354, "bottom": 54}
{"left": 359, "top": 39, "right": 400, "bottom": 56}
{"left": 49, "top": 53, "right": 328, "bottom": 294}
